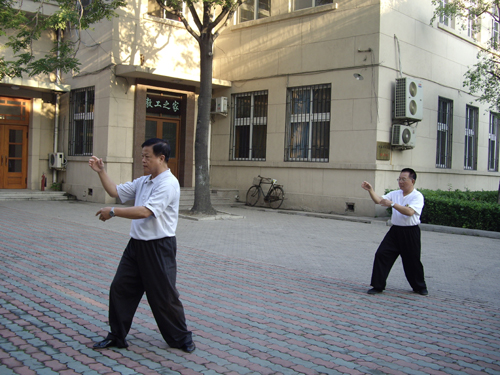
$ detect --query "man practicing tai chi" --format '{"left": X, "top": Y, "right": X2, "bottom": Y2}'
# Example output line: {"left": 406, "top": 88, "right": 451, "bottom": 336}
{"left": 361, "top": 168, "right": 428, "bottom": 296}
{"left": 89, "top": 138, "right": 195, "bottom": 353}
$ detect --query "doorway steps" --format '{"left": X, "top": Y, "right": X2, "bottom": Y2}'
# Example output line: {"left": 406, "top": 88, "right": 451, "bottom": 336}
{"left": 0, "top": 189, "right": 74, "bottom": 201}
{"left": 180, "top": 188, "right": 241, "bottom": 210}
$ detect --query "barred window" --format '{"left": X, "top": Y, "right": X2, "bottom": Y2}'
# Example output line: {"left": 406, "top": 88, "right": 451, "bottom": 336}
{"left": 69, "top": 87, "right": 94, "bottom": 156}
{"left": 230, "top": 91, "right": 268, "bottom": 161}
{"left": 436, "top": 97, "right": 453, "bottom": 168}
{"left": 285, "top": 84, "right": 330, "bottom": 162}
{"left": 464, "top": 105, "right": 478, "bottom": 170}
{"left": 488, "top": 112, "right": 499, "bottom": 171}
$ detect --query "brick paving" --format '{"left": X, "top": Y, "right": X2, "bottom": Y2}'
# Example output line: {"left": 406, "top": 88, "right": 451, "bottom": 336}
{"left": 0, "top": 201, "right": 499, "bottom": 374}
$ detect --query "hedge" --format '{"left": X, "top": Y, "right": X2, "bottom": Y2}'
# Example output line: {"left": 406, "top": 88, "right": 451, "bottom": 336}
{"left": 385, "top": 189, "right": 500, "bottom": 232}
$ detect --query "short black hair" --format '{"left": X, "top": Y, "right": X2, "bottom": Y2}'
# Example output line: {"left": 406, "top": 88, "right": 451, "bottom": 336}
{"left": 142, "top": 138, "right": 170, "bottom": 161}
{"left": 401, "top": 168, "right": 417, "bottom": 181}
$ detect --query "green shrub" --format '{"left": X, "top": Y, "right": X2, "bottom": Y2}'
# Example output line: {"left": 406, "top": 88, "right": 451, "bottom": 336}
{"left": 385, "top": 189, "right": 500, "bottom": 232}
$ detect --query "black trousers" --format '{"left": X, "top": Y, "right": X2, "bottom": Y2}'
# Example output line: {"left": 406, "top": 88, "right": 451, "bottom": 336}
{"left": 105, "top": 236, "right": 192, "bottom": 348}
{"left": 370, "top": 225, "right": 427, "bottom": 292}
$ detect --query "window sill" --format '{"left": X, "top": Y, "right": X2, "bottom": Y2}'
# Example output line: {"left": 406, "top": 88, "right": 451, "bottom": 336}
{"left": 437, "top": 22, "right": 482, "bottom": 48}
{"left": 143, "top": 13, "right": 184, "bottom": 28}
{"left": 231, "top": 3, "right": 338, "bottom": 31}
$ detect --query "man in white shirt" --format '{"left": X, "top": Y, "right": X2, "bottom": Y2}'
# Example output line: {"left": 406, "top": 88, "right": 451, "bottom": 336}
{"left": 361, "top": 168, "right": 428, "bottom": 296}
{"left": 89, "top": 138, "right": 195, "bottom": 353}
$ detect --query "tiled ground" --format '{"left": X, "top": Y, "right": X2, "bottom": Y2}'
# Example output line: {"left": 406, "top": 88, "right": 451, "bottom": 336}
{"left": 0, "top": 205, "right": 499, "bottom": 375}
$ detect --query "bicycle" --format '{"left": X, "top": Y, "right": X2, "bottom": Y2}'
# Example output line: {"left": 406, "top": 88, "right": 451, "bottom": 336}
{"left": 246, "top": 175, "right": 285, "bottom": 209}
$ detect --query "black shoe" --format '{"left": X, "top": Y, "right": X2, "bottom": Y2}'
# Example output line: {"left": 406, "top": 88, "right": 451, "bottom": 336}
{"left": 367, "top": 288, "right": 383, "bottom": 295}
{"left": 179, "top": 341, "right": 196, "bottom": 353}
{"left": 93, "top": 338, "right": 127, "bottom": 349}
{"left": 415, "top": 289, "right": 428, "bottom": 296}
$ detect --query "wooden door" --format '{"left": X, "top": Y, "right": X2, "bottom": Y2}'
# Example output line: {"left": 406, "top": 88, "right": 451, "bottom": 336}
{"left": 0, "top": 125, "right": 28, "bottom": 189}
{"left": 145, "top": 118, "right": 180, "bottom": 178}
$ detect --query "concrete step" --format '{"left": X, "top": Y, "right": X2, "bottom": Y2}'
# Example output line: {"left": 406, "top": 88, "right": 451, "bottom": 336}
{"left": 180, "top": 188, "right": 242, "bottom": 210}
{"left": 0, "top": 189, "right": 74, "bottom": 201}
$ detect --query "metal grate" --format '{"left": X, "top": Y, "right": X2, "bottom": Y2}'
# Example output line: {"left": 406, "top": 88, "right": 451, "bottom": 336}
{"left": 230, "top": 91, "right": 268, "bottom": 161}
{"left": 285, "top": 84, "right": 331, "bottom": 162}
{"left": 69, "top": 87, "right": 94, "bottom": 156}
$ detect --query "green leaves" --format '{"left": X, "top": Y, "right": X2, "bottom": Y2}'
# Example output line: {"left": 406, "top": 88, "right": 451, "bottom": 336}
{"left": 431, "top": 0, "right": 500, "bottom": 112}
{"left": 419, "top": 189, "right": 500, "bottom": 232}
{"left": 0, "top": 0, "right": 126, "bottom": 79}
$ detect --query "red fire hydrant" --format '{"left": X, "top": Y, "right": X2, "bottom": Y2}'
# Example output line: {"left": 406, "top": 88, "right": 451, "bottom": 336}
{"left": 41, "top": 173, "right": 46, "bottom": 191}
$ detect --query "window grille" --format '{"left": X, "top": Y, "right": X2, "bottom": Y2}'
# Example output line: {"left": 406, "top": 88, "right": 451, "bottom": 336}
{"left": 69, "top": 87, "right": 94, "bottom": 156}
{"left": 285, "top": 84, "right": 331, "bottom": 162}
{"left": 230, "top": 91, "right": 268, "bottom": 161}
{"left": 436, "top": 97, "right": 453, "bottom": 168}
{"left": 488, "top": 112, "right": 499, "bottom": 171}
{"left": 464, "top": 105, "right": 478, "bottom": 170}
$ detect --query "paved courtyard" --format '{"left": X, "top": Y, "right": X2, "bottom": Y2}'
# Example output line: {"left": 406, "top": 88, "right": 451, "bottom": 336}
{"left": 0, "top": 200, "right": 499, "bottom": 374}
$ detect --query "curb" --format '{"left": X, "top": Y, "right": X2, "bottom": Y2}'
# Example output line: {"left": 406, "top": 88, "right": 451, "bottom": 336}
{"left": 236, "top": 205, "right": 500, "bottom": 239}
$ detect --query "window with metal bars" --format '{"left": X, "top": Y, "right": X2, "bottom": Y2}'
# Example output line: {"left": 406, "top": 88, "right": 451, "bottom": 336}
{"left": 69, "top": 87, "right": 94, "bottom": 156}
{"left": 464, "top": 105, "right": 478, "bottom": 170}
{"left": 230, "top": 91, "right": 268, "bottom": 161}
{"left": 436, "top": 97, "right": 453, "bottom": 168}
{"left": 285, "top": 84, "right": 330, "bottom": 162}
{"left": 488, "top": 112, "right": 499, "bottom": 171}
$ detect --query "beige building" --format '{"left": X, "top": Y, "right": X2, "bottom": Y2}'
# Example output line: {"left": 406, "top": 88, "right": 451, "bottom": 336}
{"left": 1, "top": 0, "right": 499, "bottom": 217}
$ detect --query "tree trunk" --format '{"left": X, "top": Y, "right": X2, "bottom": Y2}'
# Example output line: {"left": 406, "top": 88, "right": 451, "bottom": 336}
{"left": 191, "top": 33, "right": 217, "bottom": 215}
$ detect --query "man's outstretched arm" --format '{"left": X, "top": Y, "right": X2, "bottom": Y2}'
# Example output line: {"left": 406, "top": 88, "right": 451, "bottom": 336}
{"left": 89, "top": 156, "right": 119, "bottom": 198}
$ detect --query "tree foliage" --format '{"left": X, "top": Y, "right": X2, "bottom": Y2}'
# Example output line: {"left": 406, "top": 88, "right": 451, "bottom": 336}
{"left": 0, "top": 0, "right": 125, "bottom": 79}
{"left": 431, "top": 0, "right": 500, "bottom": 112}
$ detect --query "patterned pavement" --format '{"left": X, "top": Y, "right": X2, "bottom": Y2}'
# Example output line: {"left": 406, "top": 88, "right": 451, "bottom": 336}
{"left": 0, "top": 201, "right": 499, "bottom": 375}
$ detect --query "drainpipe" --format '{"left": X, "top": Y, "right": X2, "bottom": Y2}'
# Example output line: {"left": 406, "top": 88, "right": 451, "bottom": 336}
{"left": 53, "top": 29, "right": 61, "bottom": 184}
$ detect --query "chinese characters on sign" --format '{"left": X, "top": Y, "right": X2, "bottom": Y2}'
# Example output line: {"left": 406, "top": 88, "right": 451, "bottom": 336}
{"left": 376, "top": 142, "right": 391, "bottom": 161}
{"left": 146, "top": 94, "right": 181, "bottom": 116}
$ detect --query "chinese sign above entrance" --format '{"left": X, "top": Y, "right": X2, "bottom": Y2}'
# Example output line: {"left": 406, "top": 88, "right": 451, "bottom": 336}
{"left": 146, "top": 94, "right": 181, "bottom": 116}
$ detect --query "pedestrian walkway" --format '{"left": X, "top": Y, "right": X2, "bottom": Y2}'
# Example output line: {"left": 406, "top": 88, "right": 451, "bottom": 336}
{"left": 0, "top": 200, "right": 499, "bottom": 375}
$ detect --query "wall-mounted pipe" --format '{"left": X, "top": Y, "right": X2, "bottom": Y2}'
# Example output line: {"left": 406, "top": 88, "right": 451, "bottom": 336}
{"left": 53, "top": 29, "right": 62, "bottom": 184}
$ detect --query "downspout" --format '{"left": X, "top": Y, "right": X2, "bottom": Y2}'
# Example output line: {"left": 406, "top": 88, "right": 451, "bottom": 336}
{"left": 53, "top": 28, "right": 61, "bottom": 184}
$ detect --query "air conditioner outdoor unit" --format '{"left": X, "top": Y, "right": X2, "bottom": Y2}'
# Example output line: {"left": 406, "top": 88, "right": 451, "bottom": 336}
{"left": 49, "top": 152, "right": 64, "bottom": 169}
{"left": 210, "top": 97, "right": 228, "bottom": 114}
{"left": 392, "top": 124, "right": 416, "bottom": 149}
{"left": 394, "top": 77, "right": 423, "bottom": 121}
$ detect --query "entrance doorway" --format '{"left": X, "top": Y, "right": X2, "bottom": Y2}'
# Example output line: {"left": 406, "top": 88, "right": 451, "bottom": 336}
{"left": 145, "top": 117, "right": 180, "bottom": 177}
{"left": 0, "top": 97, "right": 29, "bottom": 189}
{"left": 0, "top": 125, "right": 28, "bottom": 189}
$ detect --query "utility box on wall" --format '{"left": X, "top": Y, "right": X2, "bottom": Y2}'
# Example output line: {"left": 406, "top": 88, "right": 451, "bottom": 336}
{"left": 210, "top": 97, "right": 228, "bottom": 114}
{"left": 392, "top": 124, "right": 416, "bottom": 149}
{"left": 394, "top": 77, "right": 423, "bottom": 121}
{"left": 48, "top": 152, "right": 64, "bottom": 169}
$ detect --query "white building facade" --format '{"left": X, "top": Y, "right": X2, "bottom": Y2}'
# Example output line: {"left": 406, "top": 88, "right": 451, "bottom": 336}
{"left": 0, "top": 0, "right": 499, "bottom": 217}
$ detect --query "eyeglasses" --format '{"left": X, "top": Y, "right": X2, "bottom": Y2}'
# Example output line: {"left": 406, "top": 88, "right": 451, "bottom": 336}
{"left": 396, "top": 178, "right": 412, "bottom": 182}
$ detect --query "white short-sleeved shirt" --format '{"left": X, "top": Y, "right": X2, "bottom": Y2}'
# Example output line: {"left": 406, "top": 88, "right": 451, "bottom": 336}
{"left": 117, "top": 169, "right": 180, "bottom": 240}
{"left": 382, "top": 189, "right": 424, "bottom": 226}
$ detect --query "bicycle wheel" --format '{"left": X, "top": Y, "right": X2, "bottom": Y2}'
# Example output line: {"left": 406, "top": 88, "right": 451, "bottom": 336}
{"left": 246, "top": 186, "right": 260, "bottom": 206}
{"left": 268, "top": 186, "right": 284, "bottom": 209}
